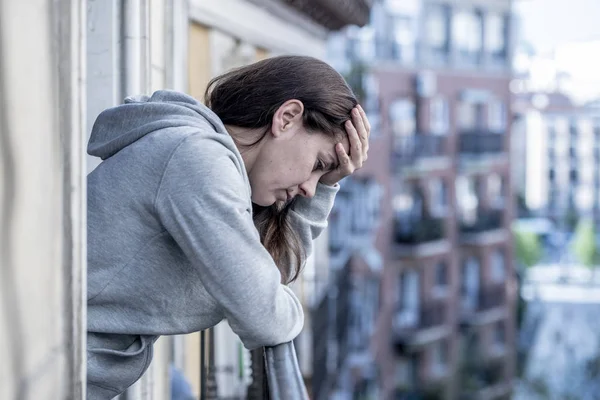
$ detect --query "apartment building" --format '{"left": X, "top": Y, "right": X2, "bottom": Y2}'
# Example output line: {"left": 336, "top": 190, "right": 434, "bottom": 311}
{"left": 327, "top": 0, "right": 517, "bottom": 398}
{"left": 513, "top": 90, "right": 600, "bottom": 228}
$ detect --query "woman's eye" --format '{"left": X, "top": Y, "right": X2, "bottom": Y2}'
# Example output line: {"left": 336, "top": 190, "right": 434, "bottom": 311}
{"left": 315, "top": 160, "right": 325, "bottom": 171}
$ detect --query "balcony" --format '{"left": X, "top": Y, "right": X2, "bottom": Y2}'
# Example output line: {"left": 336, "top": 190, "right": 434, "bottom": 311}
{"left": 478, "top": 284, "right": 507, "bottom": 311}
{"left": 394, "top": 217, "right": 449, "bottom": 257}
{"left": 393, "top": 301, "right": 451, "bottom": 352}
{"left": 310, "top": 265, "right": 353, "bottom": 400}
{"left": 460, "top": 357, "right": 509, "bottom": 399}
{"left": 460, "top": 209, "right": 504, "bottom": 240}
{"left": 461, "top": 284, "right": 507, "bottom": 326}
{"left": 196, "top": 330, "right": 308, "bottom": 400}
{"left": 458, "top": 131, "right": 505, "bottom": 158}
{"left": 392, "top": 135, "right": 449, "bottom": 173}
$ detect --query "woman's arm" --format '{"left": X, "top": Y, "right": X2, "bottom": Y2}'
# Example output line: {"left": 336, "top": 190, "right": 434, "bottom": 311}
{"left": 287, "top": 182, "right": 339, "bottom": 258}
{"left": 154, "top": 135, "right": 304, "bottom": 350}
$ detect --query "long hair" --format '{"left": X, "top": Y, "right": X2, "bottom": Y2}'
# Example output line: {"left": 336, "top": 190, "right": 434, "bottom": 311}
{"left": 205, "top": 55, "right": 357, "bottom": 283}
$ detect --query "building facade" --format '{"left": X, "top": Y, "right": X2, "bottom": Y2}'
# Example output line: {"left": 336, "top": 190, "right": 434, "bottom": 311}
{"left": 327, "top": 0, "right": 517, "bottom": 398}
{"left": 513, "top": 90, "right": 600, "bottom": 228}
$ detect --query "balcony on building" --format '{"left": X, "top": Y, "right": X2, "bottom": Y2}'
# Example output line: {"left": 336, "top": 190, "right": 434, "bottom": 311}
{"left": 458, "top": 129, "right": 505, "bottom": 159}
{"left": 460, "top": 283, "right": 508, "bottom": 326}
{"left": 461, "top": 357, "right": 510, "bottom": 399}
{"left": 393, "top": 215, "right": 449, "bottom": 258}
{"left": 392, "top": 134, "right": 450, "bottom": 174}
{"left": 460, "top": 208, "right": 505, "bottom": 243}
{"left": 393, "top": 300, "right": 451, "bottom": 354}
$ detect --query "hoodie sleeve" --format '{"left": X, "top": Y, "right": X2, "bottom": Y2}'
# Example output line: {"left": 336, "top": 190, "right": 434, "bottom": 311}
{"left": 154, "top": 135, "right": 304, "bottom": 350}
{"left": 288, "top": 183, "right": 339, "bottom": 258}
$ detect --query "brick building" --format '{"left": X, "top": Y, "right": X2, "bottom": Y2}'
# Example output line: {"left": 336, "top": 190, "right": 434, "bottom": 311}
{"left": 327, "top": 0, "right": 518, "bottom": 398}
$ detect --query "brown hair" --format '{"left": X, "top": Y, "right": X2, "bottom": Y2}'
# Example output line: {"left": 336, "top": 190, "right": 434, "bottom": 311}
{"left": 205, "top": 55, "right": 357, "bottom": 283}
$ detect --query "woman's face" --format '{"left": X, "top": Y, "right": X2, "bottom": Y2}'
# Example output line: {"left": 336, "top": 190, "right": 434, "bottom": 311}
{"left": 247, "top": 100, "right": 350, "bottom": 206}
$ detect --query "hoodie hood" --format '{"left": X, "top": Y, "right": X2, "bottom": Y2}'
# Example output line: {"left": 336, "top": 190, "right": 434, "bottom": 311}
{"left": 88, "top": 90, "right": 228, "bottom": 160}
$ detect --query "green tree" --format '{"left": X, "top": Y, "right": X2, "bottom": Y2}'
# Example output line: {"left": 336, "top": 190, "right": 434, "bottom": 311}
{"left": 513, "top": 229, "right": 542, "bottom": 269}
{"left": 571, "top": 219, "right": 599, "bottom": 275}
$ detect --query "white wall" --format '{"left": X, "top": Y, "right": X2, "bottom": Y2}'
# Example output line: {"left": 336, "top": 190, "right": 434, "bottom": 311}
{"left": 0, "top": 0, "right": 87, "bottom": 398}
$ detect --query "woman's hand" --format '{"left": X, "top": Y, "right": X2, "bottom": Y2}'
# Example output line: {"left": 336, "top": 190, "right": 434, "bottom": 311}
{"left": 320, "top": 105, "right": 371, "bottom": 186}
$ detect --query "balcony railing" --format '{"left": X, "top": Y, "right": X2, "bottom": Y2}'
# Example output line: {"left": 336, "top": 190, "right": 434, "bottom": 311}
{"left": 460, "top": 357, "right": 507, "bottom": 396}
{"left": 263, "top": 342, "right": 310, "bottom": 399}
{"left": 196, "top": 329, "right": 308, "bottom": 400}
{"left": 459, "top": 210, "right": 503, "bottom": 235}
{"left": 461, "top": 284, "right": 507, "bottom": 322}
{"left": 477, "top": 284, "right": 506, "bottom": 312}
{"left": 395, "top": 302, "right": 447, "bottom": 333}
{"left": 458, "top": 131, "right": 505, "bottom": 156}
{"left": 394, "top": 217, "right": 445, "bottom": 245}
{"left": 311, "top": 265, "right": 353, "bottom": 400}
{"left": 392, "top": 135, "right": 448, "bottom": 166}
{"left": 394, "top": 302, "right": 447, "bottom": 352}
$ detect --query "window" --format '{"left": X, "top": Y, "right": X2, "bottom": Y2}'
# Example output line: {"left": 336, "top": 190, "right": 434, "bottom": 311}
{"left": 430, "top": 97, "right": 449, "bottom": 134}
{"left": 391, "top": 15, "right": 416, "bottom": 63}
{"left": 393, "top": 183, "right": 421, "bottom": 215}
{"left": 461, "top": 257, "right": 480, "bottom": 311}
{"left": 485, "top": 13, "right": 506, "bottom": 56}
{"left": 570, "top": 169, "right": 579, "bottom": 182}
{"left": 390, "top": 99, "right": 416, "bottom": 156}
{"left": 435, "top": 261, "right": 448, "bottom": 288}
{"left": 425, "top": 5, "right": 449, "bottom": 51}
{"left": 487, "top": 173, "right": 504, "bottom": 206}
{"left": 390, "top": 98, "right": 416, "bottom": 138}
{"left": 488, "top": 101, "right": 507, "bottom": 132}
{"left": 431, "top": 340, "right": 448, "bottom": 374}
{"left": 456, "top": 176, "right": 479, "bottom": 224}
{"left": 452, "top": 10, "right": 483, "bottom": 57}
{"left": 395, "top": 270, "right": 420, "bottom": 328}
{"left": 493, "top": 321, "right": 506, "bottom": 348}
{"left": 457, "top": 102, "right": 484, "bottom": 130}
{"left": 429, "top": 178, "right": 448, "bottom": 213}
{"left": 490, "top": 249, "right": 505, "bottom": 282}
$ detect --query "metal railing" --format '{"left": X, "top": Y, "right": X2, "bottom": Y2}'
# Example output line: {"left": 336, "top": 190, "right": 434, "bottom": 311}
{"left": 477, "top": 284, "right": 506, "bottom": 312}
{"left": 395, "top": 301, "right": 447, "bottom": 334}
{"left": 392, "top": 135, "right": 448, "bottom": 166}
{"left": 311, "top": 264, "right": 354, "bottom": 400}
{"left": 458, "top": 131, "right": 505, "bottom": 156}
{"left": 394, "top": 216, "right": 445, "bottom": 245}
{"left": 197, "top": 330, "right": 308, "bottom": 400}
{"left": 263, "top": 342, "right": 309, "bottom": 400}
{"left": 459, "top": 210, "right": 503, "bottom": 235}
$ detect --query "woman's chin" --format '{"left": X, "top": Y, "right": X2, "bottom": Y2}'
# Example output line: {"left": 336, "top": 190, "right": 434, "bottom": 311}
{"left": 251, "top": 195, "right": 276, "bottom": 207}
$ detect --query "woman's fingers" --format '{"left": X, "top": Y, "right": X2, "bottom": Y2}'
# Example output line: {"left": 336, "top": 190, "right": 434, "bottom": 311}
{"left": 352, "top": 106, "right": 369, "bottom": 161}
{"left": 345, "top": 119, "right": 363, "bottom": 167}
{"left": 335, "top": 142, "right": 350, "bottom": 167}
{"left": 357, "top": 104, "right": 371, "bottom": 137}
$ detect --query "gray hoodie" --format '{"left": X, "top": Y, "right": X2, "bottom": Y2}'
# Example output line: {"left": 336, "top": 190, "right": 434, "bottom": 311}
{"left": 86, "top": 90, "right": 338, "bottom": 399}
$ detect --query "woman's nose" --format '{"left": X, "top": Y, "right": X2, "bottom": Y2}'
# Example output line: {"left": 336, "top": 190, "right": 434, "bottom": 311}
{"left": 298, "top": 176, "right": 318, "bottom": 199}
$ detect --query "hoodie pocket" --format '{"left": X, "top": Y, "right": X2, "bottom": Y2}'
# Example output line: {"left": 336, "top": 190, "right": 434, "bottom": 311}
{"left": 87, "top": 333, "right": 157, "bottom": 396}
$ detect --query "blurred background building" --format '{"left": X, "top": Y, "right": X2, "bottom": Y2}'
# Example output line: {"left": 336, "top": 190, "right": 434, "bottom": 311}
{"left": 325, "top": 0, "right": 516, "bottom": 399}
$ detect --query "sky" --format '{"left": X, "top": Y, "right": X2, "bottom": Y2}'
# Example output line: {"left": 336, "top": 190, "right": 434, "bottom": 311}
{"left": 515, "top": 0, "right": 600, "bottom": 103}
{"left": 515, "top": 0, "right": 600, "bottom": 53}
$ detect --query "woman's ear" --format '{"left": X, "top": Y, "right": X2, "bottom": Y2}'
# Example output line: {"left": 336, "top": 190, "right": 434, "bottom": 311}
{"left": 271, "top": 99, "right": 304, "bottom": 137}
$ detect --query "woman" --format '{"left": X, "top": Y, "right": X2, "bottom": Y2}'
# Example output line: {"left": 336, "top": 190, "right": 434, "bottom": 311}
{"left": 86, "top": 55, "right": 370, "bottom": 398}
